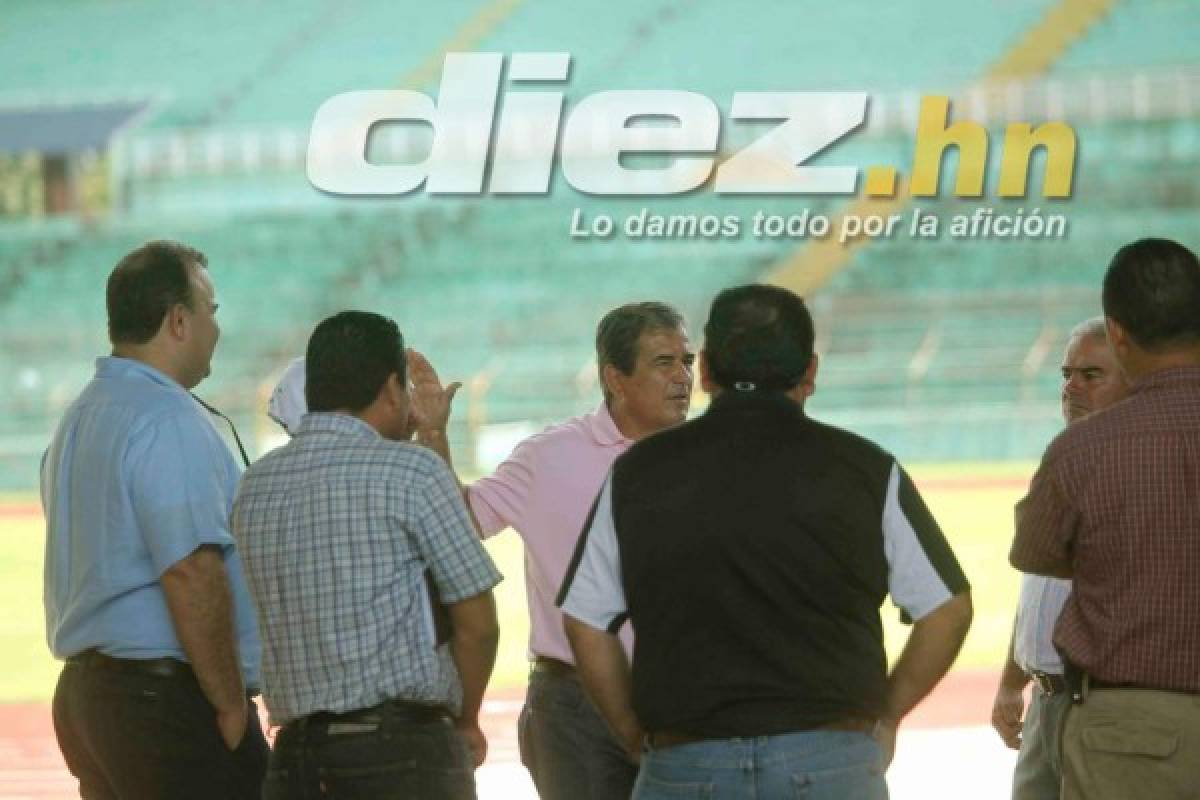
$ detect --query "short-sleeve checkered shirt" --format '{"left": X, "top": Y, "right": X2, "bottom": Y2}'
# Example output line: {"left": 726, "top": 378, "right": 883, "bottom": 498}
{"left": 232, "top": 413, "right": 502, "bottom": 724}
{"left": 1012, "top": 366, "right": 1200, "bottom": 692}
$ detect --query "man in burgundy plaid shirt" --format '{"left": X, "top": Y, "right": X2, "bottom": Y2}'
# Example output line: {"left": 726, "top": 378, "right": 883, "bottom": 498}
{"left": 1011, "top": 238, "right": 1200, "bottom": 800}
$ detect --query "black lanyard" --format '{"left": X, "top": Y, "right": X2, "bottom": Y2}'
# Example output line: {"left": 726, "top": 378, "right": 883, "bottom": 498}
{"left": 191, "top": 393, "right": 251, "bottom": 468}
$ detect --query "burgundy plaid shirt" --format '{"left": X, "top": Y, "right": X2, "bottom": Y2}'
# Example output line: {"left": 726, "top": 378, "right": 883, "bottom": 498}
{"left": 1011, "top": 366, "right": 1200, "bottom": 692}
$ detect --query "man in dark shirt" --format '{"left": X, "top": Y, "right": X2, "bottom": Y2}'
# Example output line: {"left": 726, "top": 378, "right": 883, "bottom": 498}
{"left": 559, "top": 284, "right": 973, "bottom": 799}
{"left": 1012, "top": 238, "right": 1200, "bottom": 800}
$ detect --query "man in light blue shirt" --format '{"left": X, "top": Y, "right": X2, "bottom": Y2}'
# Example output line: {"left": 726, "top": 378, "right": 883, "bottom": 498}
{"left": 991, "top": 317, "right": 1129, "bottom": 800}
{"left": 42, "top": 240, "right": 266, "bottom": 800}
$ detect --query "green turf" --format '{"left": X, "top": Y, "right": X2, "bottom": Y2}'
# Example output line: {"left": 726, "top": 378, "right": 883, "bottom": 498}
{"left": 0, "top": 461, "right": 1032, "bottom": 703}
{"left": 883, "top": 477, "right": 1029, "bottom": 671}
{"left": 0, "top": 512, "right": 60, "bottom": 701}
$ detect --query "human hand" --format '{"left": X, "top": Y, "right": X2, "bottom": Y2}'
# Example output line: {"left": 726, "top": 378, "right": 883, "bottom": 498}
{"left": 216, "top": 702, "right": 248, "bottom": 752}
{"left": 457, "top": 720, "right": 488, "bottom": 768}
{"left": 407, "top": 349, "right": 461, "bottom": 436}
{"left": 991, "top": 685, "right": 1024, "bottom": 749}
{"left": 620, "top": 723, "right": 644, "bottom": 765}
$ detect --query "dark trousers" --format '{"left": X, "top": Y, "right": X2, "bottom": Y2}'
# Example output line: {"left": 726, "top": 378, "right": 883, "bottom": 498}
{"left": 52, "top": 657, "right": 268, "bottom": 800}
{"left": 519, "top": 666, "right": 638, "bottom": 800}
{"left": 1012, "top": 687, "right": 1070, "bottom": 800}
{"left": 264, "top": 700, "right": 476, "bottom": 800}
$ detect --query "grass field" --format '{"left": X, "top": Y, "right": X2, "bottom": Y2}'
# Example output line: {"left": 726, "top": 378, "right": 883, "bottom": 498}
{"left": 0, "top": 462, "right": 1033, "bottom": 703}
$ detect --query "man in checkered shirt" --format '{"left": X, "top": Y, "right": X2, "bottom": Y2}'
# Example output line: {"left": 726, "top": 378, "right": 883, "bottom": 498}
{"left": 233, "top": 311, "right": 502, "bottom": 800}
{"left": 1013, "top": 238, "right": 1200, "bottom": 800}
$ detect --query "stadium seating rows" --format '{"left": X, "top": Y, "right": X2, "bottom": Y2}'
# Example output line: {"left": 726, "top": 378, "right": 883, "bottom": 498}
{"left": 3, "top": 0, "right": 1200, "bottom": 486}
{"left": 6, "top": 0, "right": 1197, "bottom": 129}
{"left": 1, "top": 0, "right": 1061, "bottom": 126}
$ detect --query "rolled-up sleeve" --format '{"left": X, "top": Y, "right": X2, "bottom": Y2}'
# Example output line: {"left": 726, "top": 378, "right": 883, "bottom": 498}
{"left": 414, "top": 458, "right": 503, "bottom": 604}
{"left": 128, "top": 412, "right": 235, "bottom": 575}
{"left": 468, "top": 439, "right": 535, "bottom": 538}
{"left": 883, "top": 463, "right": 970, "bottom": 623}
{"left": 1012, "top": 458, "right": 1078, "bottom": 578}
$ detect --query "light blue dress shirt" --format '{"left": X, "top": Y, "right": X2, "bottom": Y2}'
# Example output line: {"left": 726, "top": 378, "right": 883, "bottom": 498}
{"left": 1013, "top": 572, "right": 1071, "bottom": 675}
{"left": 42, "top": 357, "right": 261, "bottom": 688}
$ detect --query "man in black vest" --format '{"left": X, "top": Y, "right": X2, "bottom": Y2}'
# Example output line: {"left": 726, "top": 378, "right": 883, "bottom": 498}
{"left": 559, "top": 284, "right": 973, "bottom": 799}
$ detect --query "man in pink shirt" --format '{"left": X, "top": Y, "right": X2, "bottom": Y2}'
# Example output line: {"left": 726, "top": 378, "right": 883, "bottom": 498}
{"left": 468, "top": 302, "right": 693, "bottom": 799}
{"left": 265, "top": 302, "right": 694, "bottom": 798}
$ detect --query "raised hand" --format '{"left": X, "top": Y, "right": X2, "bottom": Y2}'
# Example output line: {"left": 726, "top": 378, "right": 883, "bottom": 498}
{"left": 407, "top": 348, "right": 462, "bottom": 436}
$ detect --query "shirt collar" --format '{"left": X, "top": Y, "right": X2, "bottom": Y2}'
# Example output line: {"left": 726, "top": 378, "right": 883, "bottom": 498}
{"left": 586, "top": 401, "right": 632, "bottom": 447}
{"left": 1131, "top": 365, "right": 1200, "bottom": 396}
{"left": 96, "top": 355, "right": 184, "bottom": 392}
{"left": 295, "top": 411, "right": 382, "bottom": 441}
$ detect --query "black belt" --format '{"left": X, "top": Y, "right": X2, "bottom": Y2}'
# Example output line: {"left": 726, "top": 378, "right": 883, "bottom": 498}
{"left": 304, "top": 698, "right": 452, "bottom": 728}
{"left": 67, "top": 649, "right": 193, "bottom": 680}
{"left": 1030, "top": 670, "right": 1067, "bottom": 696}
{"left": 532, "top": 656, "right": 577, "bottom": 679}
{"left": 1089, "top": 676, "right": 1200, "bottom": 695}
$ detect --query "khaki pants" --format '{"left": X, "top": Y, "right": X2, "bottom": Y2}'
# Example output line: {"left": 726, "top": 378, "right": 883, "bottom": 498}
{"left": 1062, "top": 687, "right": 1200, "bottom": 800}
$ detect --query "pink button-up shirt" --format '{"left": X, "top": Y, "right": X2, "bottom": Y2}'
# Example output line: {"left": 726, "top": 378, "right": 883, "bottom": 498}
{"left": 468, "top": 403, "right": 634, "bottom": 664}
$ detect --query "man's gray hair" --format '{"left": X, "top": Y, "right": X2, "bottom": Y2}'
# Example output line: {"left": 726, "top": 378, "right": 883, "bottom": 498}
{"left": 1069, "top": 316, "right": 1107, "bottom": 342}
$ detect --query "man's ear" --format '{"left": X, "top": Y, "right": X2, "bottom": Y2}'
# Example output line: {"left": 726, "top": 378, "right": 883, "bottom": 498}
{"left": 601, "top": 363, "right": 625, "bottom": 402}
{"left": 164, "top": 303, "right": 188, "bottom": 342}
{"left": 699, "top": 350, "right": 718, "bottom": 394}
{"left": 786, "top": 353, "right": 819, "bottom": 404}
{"left": 799, "top": 353, "right": 819, "bottom": 399}
{"left": 1105, "top": 317, "right": 1130, "bottom": 358}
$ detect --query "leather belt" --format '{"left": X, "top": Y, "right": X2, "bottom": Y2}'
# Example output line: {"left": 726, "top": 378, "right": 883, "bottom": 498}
{"left": 1030, "top": 670, "right": 1067, "bottom": 696}
{"left": 648, "top": 717, "right": 877, "bottom": 750}
{"left": 1089, "top": 676, "right": 1200, "bottom": 695}
{"left": 305, "top": 698, "right": 452, "bottom": 728}
{"left": 67, "top": 648, "right": 193, "bottom": 680}
{"left": 532, "top": 656, "right": 577, "bottom": 679}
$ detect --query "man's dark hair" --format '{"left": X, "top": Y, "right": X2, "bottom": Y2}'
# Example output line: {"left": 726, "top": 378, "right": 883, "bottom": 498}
{"left": 595, "top": 301, "right": 685, "bottom": 397}
{"left": 106, "top": 240, "right": 207, "bottom": 345}
{"left": 704, "top": 284, "right": 814, "bottom": 392}
{"left": 1102, "top": 238, "right": 1200, "bottom": 352}
{"left": 306, "top": 311, "right": 406, "bottom": 413}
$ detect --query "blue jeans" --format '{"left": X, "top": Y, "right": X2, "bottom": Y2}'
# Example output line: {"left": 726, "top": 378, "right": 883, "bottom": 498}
{"left": 264, "top": 702, "right": 476, "bottom": 800}
{"left": 634, "top": 730, "right": 887, "bottom": 800}
{"left": 519, "top": 667, "right": 638, "bottom": 799}
{"left": 1012, "top": 688, "right": 1070, "bottom": 800}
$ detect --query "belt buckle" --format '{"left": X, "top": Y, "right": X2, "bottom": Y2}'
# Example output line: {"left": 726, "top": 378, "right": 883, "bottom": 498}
{"left": 1032, "top": 671, "right": 1056, "bottom": 696}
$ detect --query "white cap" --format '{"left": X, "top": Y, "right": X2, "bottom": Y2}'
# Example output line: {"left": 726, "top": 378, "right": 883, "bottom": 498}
{"left": 267, "top": 357, "right": 307, "bottom": 436}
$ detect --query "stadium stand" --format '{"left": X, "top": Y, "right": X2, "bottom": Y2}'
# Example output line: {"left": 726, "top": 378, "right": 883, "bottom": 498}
{"left": 2, "top": 0, "right": 1199, "bottom": 486}
{"left": 1054, "top": 0, "right": 1198, "bottom": 73}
